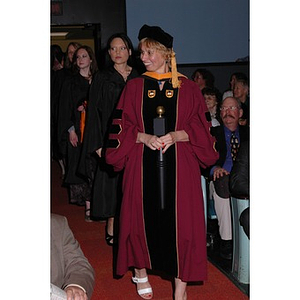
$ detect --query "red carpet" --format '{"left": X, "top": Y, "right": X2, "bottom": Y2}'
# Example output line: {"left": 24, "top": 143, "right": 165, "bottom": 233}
{"left": 51, "top": 160, "right": 249, "bottom": 299}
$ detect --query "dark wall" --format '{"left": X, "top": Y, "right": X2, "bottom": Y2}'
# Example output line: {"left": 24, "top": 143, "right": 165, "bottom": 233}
{"left": 51, "top": 0, "right": 249, "bottom": 91}
{"left": 51, "top": 0, "right": 126, "bottom": 49}
{"left": 126, "top": 0, "right": 249, "bottom": 64}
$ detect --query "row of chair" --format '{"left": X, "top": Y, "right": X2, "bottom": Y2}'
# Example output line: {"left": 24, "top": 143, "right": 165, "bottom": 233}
{"left": 201, "top": 176, "right": 250, "bottom": 284}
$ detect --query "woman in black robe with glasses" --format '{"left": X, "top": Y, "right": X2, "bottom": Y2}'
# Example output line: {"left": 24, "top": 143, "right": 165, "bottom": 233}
{"left": 78, "top": 33, "right": 139, "bottom": 242}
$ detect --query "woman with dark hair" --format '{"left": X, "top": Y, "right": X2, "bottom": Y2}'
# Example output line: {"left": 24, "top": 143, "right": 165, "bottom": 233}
{"left": 51, "top": 44, "right": 65, "bottom": 168}
{"left": 51, "top": 44, "right": 64, "bottom": 71}
{"left": 52, "top": 42, "right": 82, "bottom": 178}
{"left": 78, "top": 33, "right": 139, "bottom": 237}
{"left": 64, "top": 42, "right": 82, "bottom": 69}
{"left": 202, "top": 86, "right": 221, "bottom": 127}
{"left": 57, "top": 45, "right": 98, "bottom": 220}
{"left": 71, "top": 45, "right": 99, "bottom": 78}
{"left": 191, "top": 68, "right": 215, "bottom": 91}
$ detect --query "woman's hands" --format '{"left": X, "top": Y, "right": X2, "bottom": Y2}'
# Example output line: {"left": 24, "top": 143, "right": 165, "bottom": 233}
{"left": 77, "top": 104, "right": 85, "bottom": 112}
{"left": 69, "top": 130, "right": 79, "bottom": 147}
{"left": 95, "top": 148, "right": 102, "bottom": 157}
{"left": 137, "top": 131, "right": 189, "bottom": 153}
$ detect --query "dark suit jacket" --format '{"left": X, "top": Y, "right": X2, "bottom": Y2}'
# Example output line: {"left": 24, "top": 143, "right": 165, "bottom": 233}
{"left": 51, "top": 214, "right": 95, "bottom": 299}
{"left": 230, "top": 140, "right": 249, "bottom": 198}
{"left": 206, "top": 125, "right": 249, "bottom": 177}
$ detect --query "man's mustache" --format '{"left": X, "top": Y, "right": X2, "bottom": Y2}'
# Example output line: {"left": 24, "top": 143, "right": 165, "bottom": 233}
{"left": 222, "top": 114, "right": 236, "bottom": 120}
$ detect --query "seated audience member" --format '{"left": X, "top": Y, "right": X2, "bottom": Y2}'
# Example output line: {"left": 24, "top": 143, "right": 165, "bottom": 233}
{"left": 230, "top": 140, "right": 249, "bottom": 239}
{"left": 222, "top": 72, "right": 248, "bottom": 100}
{"left": 191, "top": 68, "right": 215, "bottom": 91}
{"left": 233, "top": 77, "right": 249, "bottom": 126}
{"left": 209, "top": 97, "right": 249, "bottom": 259}
{"left": 51, "top": 214, "right": 95, "bottom": 300}
{"left": 202, "top": 87, "right": 221, "bottom": 127}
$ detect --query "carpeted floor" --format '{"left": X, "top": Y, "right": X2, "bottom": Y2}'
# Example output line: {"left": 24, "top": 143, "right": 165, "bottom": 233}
{"left": 51, "top": 160, "right": 249, "bottom": 299}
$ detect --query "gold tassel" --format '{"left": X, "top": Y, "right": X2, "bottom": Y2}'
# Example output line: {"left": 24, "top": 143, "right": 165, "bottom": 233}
{"left": 171, "top": 49, "right": 180, "bottom": 88}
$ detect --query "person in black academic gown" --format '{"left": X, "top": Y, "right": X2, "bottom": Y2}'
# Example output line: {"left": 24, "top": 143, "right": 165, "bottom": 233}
{"left": 78, "top": 33, "right": 139, "bottom": 243}
{"left": 57, "top": 45, "right": 98, "bottom": 221}
{"left": 51, "top": 42, "right": 82, "bottom": 177}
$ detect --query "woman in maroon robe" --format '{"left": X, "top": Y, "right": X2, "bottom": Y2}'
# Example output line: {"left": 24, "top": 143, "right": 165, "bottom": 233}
{"left": 105, "top": 25, "right": 218, "bottom": 300}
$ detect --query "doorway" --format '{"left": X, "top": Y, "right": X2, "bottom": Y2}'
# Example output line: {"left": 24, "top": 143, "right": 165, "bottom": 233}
{"left": 50, "top": 23, "right": 101, "bottom": 67}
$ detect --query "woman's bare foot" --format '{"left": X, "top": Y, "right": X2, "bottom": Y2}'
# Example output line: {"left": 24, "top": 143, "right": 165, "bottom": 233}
{"left": 174, "top": 277, "right": 187, "bottom": 300}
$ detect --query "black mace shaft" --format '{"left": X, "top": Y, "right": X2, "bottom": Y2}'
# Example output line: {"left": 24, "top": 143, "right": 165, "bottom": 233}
{"left": 153, "top": 106, "right": 166, "bottom": 210}
{"left": 157, "top": 148, "right": 165, "bottom": 210}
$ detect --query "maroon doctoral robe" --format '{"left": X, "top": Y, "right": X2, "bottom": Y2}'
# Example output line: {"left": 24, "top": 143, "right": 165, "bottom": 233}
{"left": 106, "top": 72, "right": 218, "bottom": 282}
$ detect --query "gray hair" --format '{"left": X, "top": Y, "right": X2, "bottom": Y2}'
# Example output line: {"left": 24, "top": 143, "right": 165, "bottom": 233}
{"left": 221, "top": 96, "right": 242, "bottom": 109}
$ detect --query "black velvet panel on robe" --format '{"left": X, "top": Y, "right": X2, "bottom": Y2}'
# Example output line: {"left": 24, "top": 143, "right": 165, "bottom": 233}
{"left": 142, "top": 77, "right": 178, "bottom": 276}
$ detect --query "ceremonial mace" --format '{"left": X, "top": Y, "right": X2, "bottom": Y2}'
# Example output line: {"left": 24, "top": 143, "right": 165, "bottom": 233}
{"left": 153, "top": 106, "right": 166, "bottom": 210}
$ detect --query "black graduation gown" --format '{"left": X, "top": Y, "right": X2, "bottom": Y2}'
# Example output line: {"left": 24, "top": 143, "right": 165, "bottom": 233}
{"left": 51, "top": 68, "right": 74, "bottom": 159}
{"left": 78, "top": 66, "right": 139, "bottom": 218}
{"left": 57, "top": 73, "right": 91, "bottom": 184}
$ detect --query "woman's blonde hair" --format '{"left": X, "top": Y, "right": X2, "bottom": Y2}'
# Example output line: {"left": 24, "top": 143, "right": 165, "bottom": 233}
{"left": 138, "top": 38, "right": 180, "bottom": 88}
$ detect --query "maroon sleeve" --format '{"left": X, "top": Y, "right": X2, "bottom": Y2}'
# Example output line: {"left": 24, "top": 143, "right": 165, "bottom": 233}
{"left": 182, "top": 81, "right": 219, "bottom": 168}
{"left": 105, "top": 79, "right": 143, "bottom": 171}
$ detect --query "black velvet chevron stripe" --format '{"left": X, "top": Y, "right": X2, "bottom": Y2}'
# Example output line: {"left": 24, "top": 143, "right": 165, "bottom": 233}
{"left": 205, "top": 111, "right": 212, "bottom": 122}
{"left": 107, "top": 139, "right": 120, "bottom": 149}
{"left": 112, "top": 109, "right": 123, "bottom": 120}
{"left": 110, "top": 124, "right": 122, "bottom": 135}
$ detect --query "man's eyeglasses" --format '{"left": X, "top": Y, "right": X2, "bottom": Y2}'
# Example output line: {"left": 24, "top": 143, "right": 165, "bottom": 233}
{"left": 220, "top": 106, "right": 239, "bottom": 111}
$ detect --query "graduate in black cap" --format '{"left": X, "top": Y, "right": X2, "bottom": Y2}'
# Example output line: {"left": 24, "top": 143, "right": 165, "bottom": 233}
{"left": 106, "top": 24, "right": 218, "bottom": 300}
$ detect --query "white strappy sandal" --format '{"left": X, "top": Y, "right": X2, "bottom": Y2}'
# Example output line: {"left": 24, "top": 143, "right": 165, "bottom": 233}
{"left": 132, "top": 276, "right": 153, "bottom": 299}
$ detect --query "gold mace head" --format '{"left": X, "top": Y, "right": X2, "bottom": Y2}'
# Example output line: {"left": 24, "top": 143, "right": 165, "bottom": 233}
{"left": 156, "top": 106, "right": 165, "bottom": 117}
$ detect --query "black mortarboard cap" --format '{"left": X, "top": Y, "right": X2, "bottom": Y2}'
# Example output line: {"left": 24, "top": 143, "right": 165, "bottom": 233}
{"left": 138, "top": 24, "right": 173, "bottom": 48}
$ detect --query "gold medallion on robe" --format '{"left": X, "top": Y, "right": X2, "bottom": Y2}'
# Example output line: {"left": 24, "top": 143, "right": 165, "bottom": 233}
{"left": 148, "top": 90, "right": 156, "bottom": 98}
{"left": 166, "top": 90, "right": 174, "bottom": 98}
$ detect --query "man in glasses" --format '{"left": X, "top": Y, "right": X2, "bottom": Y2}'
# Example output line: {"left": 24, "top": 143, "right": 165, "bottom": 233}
{"left": 208, "top": 97, "right": 249, "bottom": 260}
